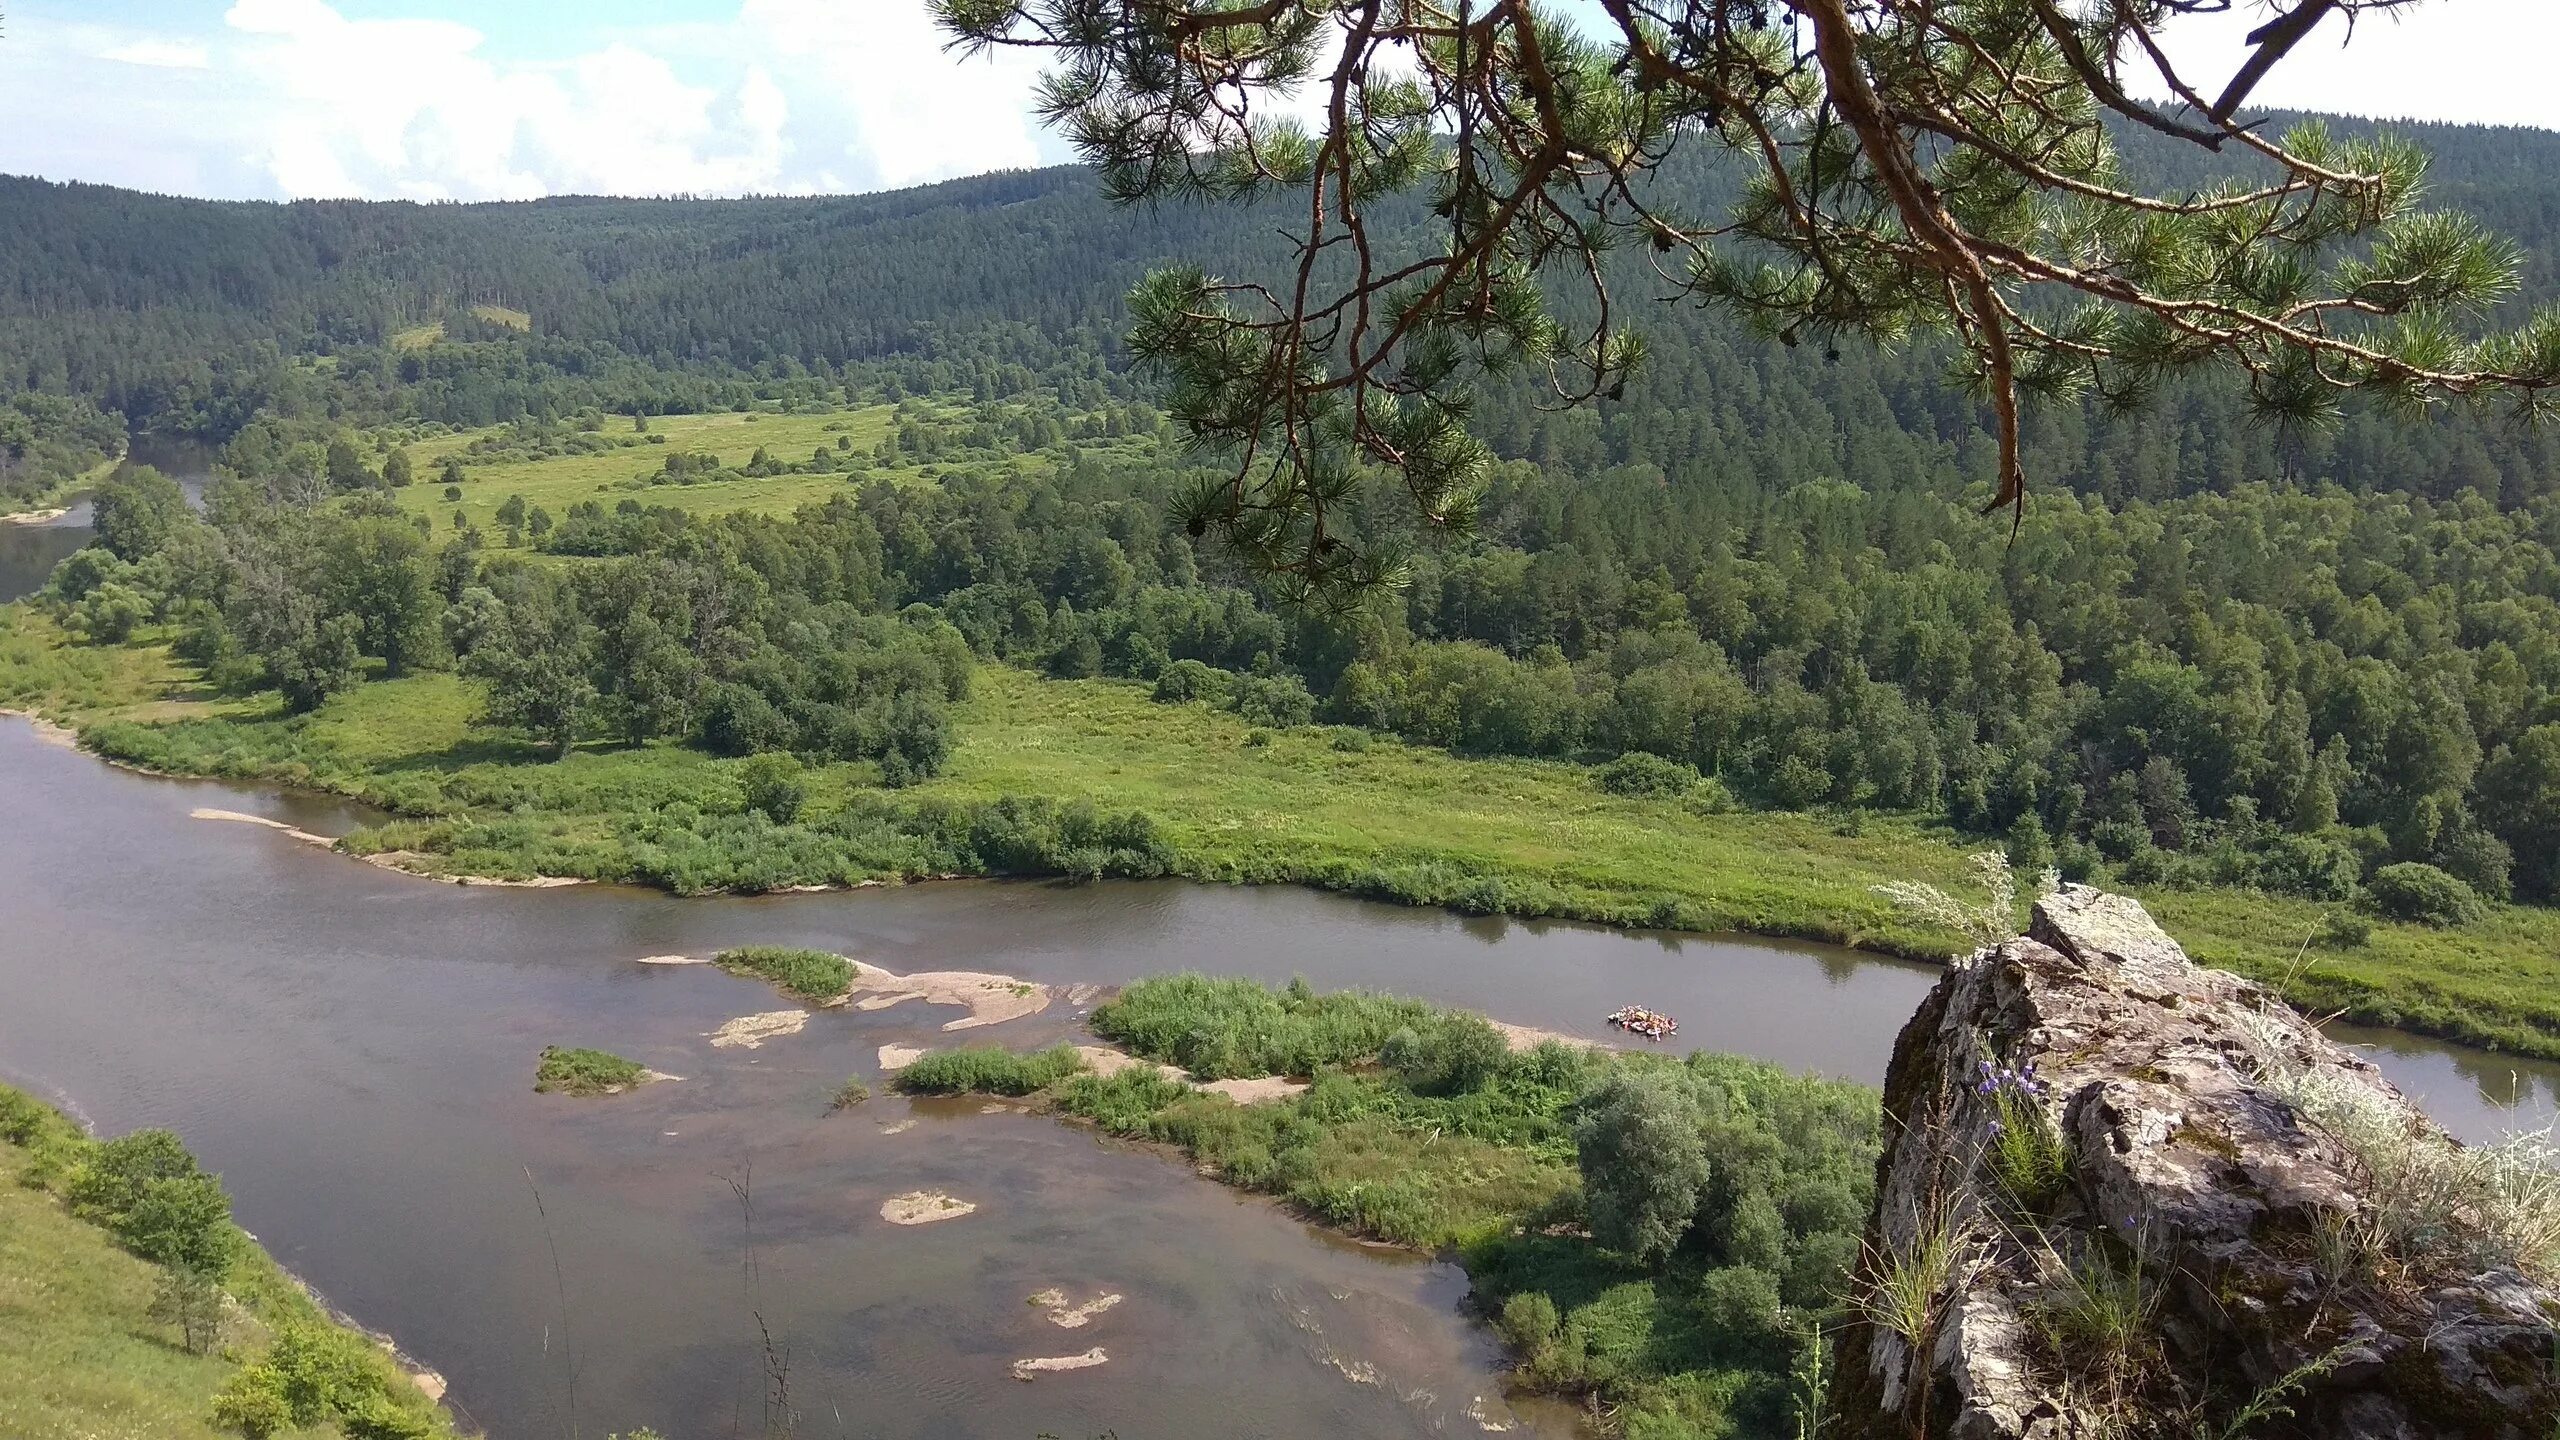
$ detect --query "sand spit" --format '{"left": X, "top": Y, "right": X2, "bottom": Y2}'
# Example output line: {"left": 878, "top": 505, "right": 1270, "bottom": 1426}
{"left": 1, "top": 709, "right": 79, "bottom": 748}
{"left": 844, "top": 960, "right": 1054, "bottom": 1030}
{"left": 184, "top": 813, "right": 590, "bottom": 888}
{"left": 709, "top": 1011, "right": 807, "bottom": 1049}
{"left": 1028, "top": 1288, "right": 1123, "bottom": 1329}
{"left": 879, "top": 1119, "right": 917, "bottom": 1135}
{"left": 1011, "top": 1347, "right": 1108, "bottom": 1380}
{"left": 1070, "top": 1043, "right": 1306, "bottom": 1104}
{"left": 1194, "top": 1076, "right": 1311, "bottom": 1104}
{"left": 190, "top": 807, "right": 336, "bottom": 847}
{"left": 881, "top": 1190, "right": 976, "bottom": 1225}
{"left": 1490, "top": 1020, "right": 1610, "bottom": 1054}
{"left": 0, "top": 506, "right": 69, "bottom": 526}
{"left": 633, "top": 954, "right": 708, "bottom": 966}
{"left": 1072, "top": 1045, "right": 1181, "bottom": 1082}
{"left": 877, "top": 1044, "right": 925, "bottom": 1072}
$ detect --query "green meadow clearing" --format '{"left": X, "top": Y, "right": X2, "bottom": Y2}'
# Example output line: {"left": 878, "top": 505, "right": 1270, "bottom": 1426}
{"left": 389, "top": 404, "right": 911, "bottom": 536}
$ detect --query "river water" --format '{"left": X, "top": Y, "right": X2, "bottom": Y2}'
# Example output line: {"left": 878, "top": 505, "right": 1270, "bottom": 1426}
{"left": 7, "top": 509, "right": 2560, "bottom": 1437}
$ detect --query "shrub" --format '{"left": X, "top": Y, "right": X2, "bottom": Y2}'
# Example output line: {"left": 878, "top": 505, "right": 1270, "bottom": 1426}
{"left": 0, "top": 1085, "right": 59, "bottom": 1146}
{"left": 533, "top": 1045, "right": 647, "bottom": 1096}
{"left": 211, "top": 1362, "right": 295, "bottom": 1439}
{"left": 1228, "top": 672, "right": 1315, "bottom": 727}
{"left": 1574, "top": 1067, "right": 1710, "bottom": 1263}
{"left": 1765, "top": 755, "right": 1831, "bottom": 810}
{"left": 2314, "top": 910, "right": 2373, "bottom": 950}
{"left": 1696, "top": 1264, "right": 1785, "bottom": 1346}
{"left": 892, "top": 1044, "right": 1088, "bottom": 1096}
{"left": 830, "top": 1078, "right": 870, "bottom": 1111}
{"left": 1379, "top": 1013, "right": 1511, "bottom": 1095}
{"left": 736, "top": 752, "right": 807, "bottom": 824}
{"left": 713, "top": 945, "right": 854, "bottom": 1001}
{"left": 1594, "top": 751, "right": 1698, "bottom": 798}
{"left": 120, "top": 1172, "right": 240, "bottom": 1273}
{"left": 338, "top": 1395, "right": 440, "bottom": 1440}
{"left": 2364, "top": 862, "right": 2483, "bottom": 927}
{"left": 1152, "top": 658, "right": 1231, "bottom": 704}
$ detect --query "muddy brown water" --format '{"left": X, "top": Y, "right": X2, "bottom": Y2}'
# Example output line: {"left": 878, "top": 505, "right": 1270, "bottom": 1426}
{"left": 3, "top": 704, "right": 2556, "bottom": 1436}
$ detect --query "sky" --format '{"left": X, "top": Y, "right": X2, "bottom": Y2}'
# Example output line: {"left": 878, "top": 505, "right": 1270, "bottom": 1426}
{"left": 0, "top": 0, "right": 2551, "bottom": 204}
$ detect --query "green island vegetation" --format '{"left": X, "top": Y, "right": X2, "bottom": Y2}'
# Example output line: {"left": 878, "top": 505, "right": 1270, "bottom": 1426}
{"left": 711, "top": 945, "right": 856, "bottom": 1003}
{"left": 0, "top": 1083, "right": 455, "bottom": 1440}
{"left": 902, "top": 976, "right": 1876, "bottom": 1438}
{"left": 889, "top": 1043, "right": 1092, "bottom": 1096}
{"left": 531, "top": 1044, "right": 648, "bottom": 1096}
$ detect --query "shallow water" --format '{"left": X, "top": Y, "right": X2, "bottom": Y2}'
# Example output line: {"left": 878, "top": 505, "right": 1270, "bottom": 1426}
{"left": 1, "top": 716, "right": 2554, "bottom": 1436}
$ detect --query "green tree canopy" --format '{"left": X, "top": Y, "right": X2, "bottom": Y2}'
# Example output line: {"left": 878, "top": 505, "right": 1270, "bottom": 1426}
{"left": 935, "top": 0, "right": 2560, "bottom": 596}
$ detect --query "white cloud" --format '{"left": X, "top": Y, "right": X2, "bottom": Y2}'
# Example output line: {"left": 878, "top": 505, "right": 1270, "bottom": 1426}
{"left": 100, "top": 39, "right": 211, "bottom": 69}
{"left": 8, "top": 0, "right": 2556, "bottom": 205}
{"left": 0, "top": 0, "right": 1063, "bottom": 202}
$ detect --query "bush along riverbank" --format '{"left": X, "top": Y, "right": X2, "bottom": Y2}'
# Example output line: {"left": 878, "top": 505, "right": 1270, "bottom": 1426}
{"left": 898, "top": 975, "right": 1879, "bottom": 1440}
{"left": 0, "top": 1082, "right": 458, "bottom": 1440}
{"left": 15, "top": 603, "right": 2560, "bottom": 1063}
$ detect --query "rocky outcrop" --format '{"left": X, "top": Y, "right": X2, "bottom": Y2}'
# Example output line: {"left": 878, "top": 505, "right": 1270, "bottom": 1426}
{"left": 1828, "top": 885, "right": 2560, "bottom": 1440}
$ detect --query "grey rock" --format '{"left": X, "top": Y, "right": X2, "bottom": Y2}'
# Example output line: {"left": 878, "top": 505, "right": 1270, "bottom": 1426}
{"left": 1827, "top": 885, "right": 2560, "bottom": 1439}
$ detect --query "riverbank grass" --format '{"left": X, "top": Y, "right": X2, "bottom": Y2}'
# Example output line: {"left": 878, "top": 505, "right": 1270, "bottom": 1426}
{"left": 0, "top": 1083, "right": 453, "bottom": 1440}
{"left": 533, "top": 1045, "right": 649, "bottom": 1096}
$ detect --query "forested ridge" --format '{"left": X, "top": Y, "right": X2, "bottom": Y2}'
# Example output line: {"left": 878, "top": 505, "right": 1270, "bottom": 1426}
{"left": 13, "top": 113, "right": 2560, "bottom": 935}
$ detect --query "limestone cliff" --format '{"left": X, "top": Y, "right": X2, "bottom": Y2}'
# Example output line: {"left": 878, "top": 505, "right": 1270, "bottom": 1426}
{"left": 1827, "top": 885, "right": 2560, "bottom": 1439}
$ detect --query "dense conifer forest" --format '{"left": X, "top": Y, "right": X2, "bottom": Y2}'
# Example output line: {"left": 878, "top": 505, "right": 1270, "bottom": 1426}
{"left": 12, "top": 115, "right": 2560, "bottom": 919}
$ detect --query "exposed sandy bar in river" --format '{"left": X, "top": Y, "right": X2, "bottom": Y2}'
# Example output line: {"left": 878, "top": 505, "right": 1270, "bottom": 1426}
{"left": 881, "top": 1190, "right": 976, "bottom": 1224}
{"left": 708, "top": 1011, "right": 807, "bottom": 1049}
{"left": 0, "top": 708, "right": 80, "bottom": 748}
{"left": 0, "top": 506, "right": 69, "bottom": 526}
{"left": 1011, "top": 1347, "right": 1108, "bottom": 1380}
{"left": 845, "top": 959, "right": 1053, "bottom": 1029}
{"left": 188, "top": 807, "right": 588, "bottom": 886}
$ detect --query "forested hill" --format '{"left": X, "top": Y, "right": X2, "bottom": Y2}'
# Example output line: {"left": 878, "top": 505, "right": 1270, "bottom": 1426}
{"left": 18, "top": 109, "right": 2560, "bottom": 966}
{"left": 10, "top": 116, "right": 2560, "bottom": 513}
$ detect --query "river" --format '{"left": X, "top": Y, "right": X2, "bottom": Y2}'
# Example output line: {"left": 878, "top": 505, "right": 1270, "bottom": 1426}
{"left": 6, "top": 505, "right": 2560, "bottom": 1437}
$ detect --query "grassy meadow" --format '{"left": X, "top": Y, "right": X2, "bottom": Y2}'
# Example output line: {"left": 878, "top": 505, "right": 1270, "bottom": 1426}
{"left": 0, "top": 1084, "right": 452, "bottom": 1440}
{"left": 390, "top": 405, "right": 911, "bottom": 537}
{"left": 10, "top": 595, "right": 2560, "bottom": 1058}
{"left": 0, "top": 1138, "right": 255, "bottom": 1440}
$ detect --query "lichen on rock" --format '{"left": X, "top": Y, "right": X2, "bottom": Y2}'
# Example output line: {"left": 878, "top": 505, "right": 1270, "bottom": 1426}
{"left": 1828, "top": 884, "right": 2560, "bottom": 1439}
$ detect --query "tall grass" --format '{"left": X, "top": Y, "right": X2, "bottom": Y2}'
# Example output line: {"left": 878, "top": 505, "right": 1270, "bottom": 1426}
{"left": 2234, "top": 1009, "right": 2560, "bottom": 1279}
{"left": 891, "top": 1044, "right": 1087, "bottom": 1096}
{"left": 1089, "top": 973, "right": 1444, "bottom": 1079}
{"left": 533, "top": 1045, "right": 647, "bottom": 1096}
{"left": 713, "top": 946, "right": 853, "bottom": 1002}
